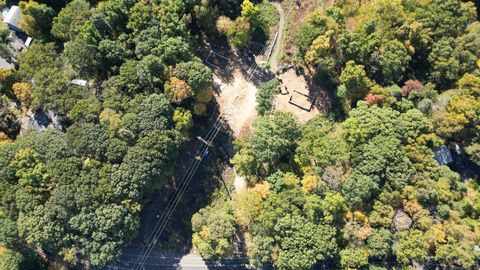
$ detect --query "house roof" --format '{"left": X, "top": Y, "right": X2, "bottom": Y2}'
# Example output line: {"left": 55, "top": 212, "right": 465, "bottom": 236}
{"left": 3, "top": 6, "right": 21, "bottom": 29}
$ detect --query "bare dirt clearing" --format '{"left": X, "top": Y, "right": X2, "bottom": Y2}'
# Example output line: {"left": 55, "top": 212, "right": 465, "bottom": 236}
{"left": 273, "top": 68, "right": 331, "bottom": 123}
{"left": 213, "top": 69, "right": 258, "bottom": 139}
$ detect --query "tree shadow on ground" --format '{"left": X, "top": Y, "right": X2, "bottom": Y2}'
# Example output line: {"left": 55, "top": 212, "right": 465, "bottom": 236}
{"left": 304, "top": 67, "right": 346, "bottom": 120}
{"left": 130, "top": 99, "right": 236, "bottom": 255}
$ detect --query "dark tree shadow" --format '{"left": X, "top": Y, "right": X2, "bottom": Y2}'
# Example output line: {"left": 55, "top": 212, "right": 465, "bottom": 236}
{"left": 128, "top": 99, "right": 236, "bottom": 255}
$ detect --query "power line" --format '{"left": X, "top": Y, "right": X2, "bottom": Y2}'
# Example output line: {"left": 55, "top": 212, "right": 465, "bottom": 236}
{"left": 127, "top": 113, "right": 222, "bottom": 269}
{"left": 146, "top": 117, "right": 221, "bottom": 245}
{"left": 135, "top": 124, "right": 222, "bottom": 270}
{"left": 130, "top": 120, "right": 220, "bottom": 269}
{"left": 130, "top": 118, "right": 223, "bottom": 270}
{"left": 127, "top": 120, "right": 218, "bottom": 269}
{"left": 130, "top": 150, "right": 209, "bottom": 269}
{"left": 132, "top": 127, "right": 222, "bottom": 270}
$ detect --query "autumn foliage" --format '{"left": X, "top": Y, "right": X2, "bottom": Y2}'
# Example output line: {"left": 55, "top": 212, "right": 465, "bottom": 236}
{"left": 364, "top": 93, "right": 384, "bottom": 105}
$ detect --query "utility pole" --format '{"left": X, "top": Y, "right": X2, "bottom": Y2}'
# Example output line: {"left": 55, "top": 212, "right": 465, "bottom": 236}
{"left": 196, "top": 136, "right": 213, "bottom": 147}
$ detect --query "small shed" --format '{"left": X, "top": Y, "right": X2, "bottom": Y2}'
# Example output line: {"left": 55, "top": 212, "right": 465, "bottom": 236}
{"left": 434, "top": 145, "right": 453, "bottom": 165}
{"left": 3, "top": 6, "right": 21, "bottom": 32}
{"left": 70, "top": 79, "right": 88, "bottom": 87}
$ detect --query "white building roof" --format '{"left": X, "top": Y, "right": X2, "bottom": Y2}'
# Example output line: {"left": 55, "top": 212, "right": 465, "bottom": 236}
{"left": 25, "top": 37, "right": 32, "bottom": 47}
{"left": 70, "top": 79, "right": 88, "bottom": 87}
{"left": 3, "top": 6, "right": 21, "bottom": 29}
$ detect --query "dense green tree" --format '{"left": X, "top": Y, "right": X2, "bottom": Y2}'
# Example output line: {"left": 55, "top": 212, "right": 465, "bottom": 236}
{"left": 65, "top": 122, "right": 109, "bottom": 160}
{"left": 106, "top": 138, "right": 128, "bottom": 164}
{"left": 367, "top": 228, "right": 392, "bottom": 259}
{"left": 98, "top": 37, "right": 131, "bottom": 69}
{"left": 340, "top": 247, "right": 369, "bottom": 269}
{"left": 69, "top": 204, "right": 138, "bottom": 266}
{"left": 295, "top": 116, "right": 348, "bottom": 174}
{"left": 342, "top": 102, "right": 403, "bottom": 146}
{"left": 155, "top": 37, "right": 193, "bottom": 65}
{"left": 121, "top": 93, "right": 173, "bottom": 138}
{"left": 231, "top": 140, "right": 261, "bottom": 179}
{"left": 18, "top": 43, "right": 58, "bottom": 81}
{"left": 192, "top": 200, "right": 236, "bottom": 259}
{"left": 248, "top": 111, "right": 300, "bottom": 170}
{"left": 51, "top": 0, "right": 90, "bottom": 41}
{"left": 173, "top": 60, "right": 213, "bottom": 94}
{"left": 338, "top": 22, "right": 380, "bottom": 66}
{"left": 355, "top": 135, "right": 414, "bottom": 191}
{"left": 337, "top": 61, "right": 371, "bottom": 110}
{"left": 126, "top": 2, "right": 155, "bottom": 35}
{"left": 273, "top": 214, "right": 337, "bottom": 270}
{"left": 415, "top": 0, "right": 476, "bottom": 39}
{"left": 342, "top": 172, "right": 379, "bottom": 208}
{"left": 256, "top": 78, "right": 280, "bottom": 115}
{"left": 399, "top": 109, "right": 432, "bottom": 141}
{"left": 63, "top": 38, "right": 102, "bottom": 78}
{"left": 68, "top": 96, "right": 102, "bottom": 123}
{"left": 17, "top": 204, "right": 66, "bottom": 252}
{"left": 19, "top": 0, "right": 55, "bottom": 39}
{"left": 132, "top": 27, "right": 191, "bottom": 63}
{"left": 247, "top": 234, "right": 274, "bottom": 267}
{"left": 428, "top": 38, "right": 463, "bottom": 88}
{"left": 0, "top": 250, "right": 24, "bottom": 270}
{"left": 111, "top": 129, "right": 181, "bottom": 201}
{"left": 0, "top": 218, "right": 20, "bottom": 248}
{"left": 370, "top": 40, "right": 411, "bottom": 85}
{"left": 31, "top": 66, "right": 89, "bottom": 115}
{"left": 78, "top": 0, "right": 132, "bottom": 43}
{"left": 394, "top": 229, "right": 429, "bottom": 265}
{"left": 113, "top": 56, "right": 166, "bottom": 95}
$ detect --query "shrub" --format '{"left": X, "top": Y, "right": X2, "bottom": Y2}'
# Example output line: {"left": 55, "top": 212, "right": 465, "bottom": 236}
{"left": 256, "top": 78, "right": 280, "bottom": 115}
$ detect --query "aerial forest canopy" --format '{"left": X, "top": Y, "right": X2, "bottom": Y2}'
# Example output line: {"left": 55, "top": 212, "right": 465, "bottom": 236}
{"left": 0, "top": 0, "right": 479, "bottom": 269}
{"left": 195, "top": 0, "right": 480, "bottom": 270}
{"left": 0, "top": 0, "right": 218, "bottom": 268}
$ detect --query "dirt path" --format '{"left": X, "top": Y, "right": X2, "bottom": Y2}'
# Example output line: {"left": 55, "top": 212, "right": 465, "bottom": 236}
{"left": 270, "top": 2, "right": 285, "bottom": 71}
{"left": 213, "top": 69, "right": 258, "bottom": 139}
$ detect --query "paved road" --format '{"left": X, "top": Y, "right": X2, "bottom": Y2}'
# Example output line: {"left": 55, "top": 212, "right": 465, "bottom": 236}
{"left": 105, "top": 250, "right": 252, "bottom": 270}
